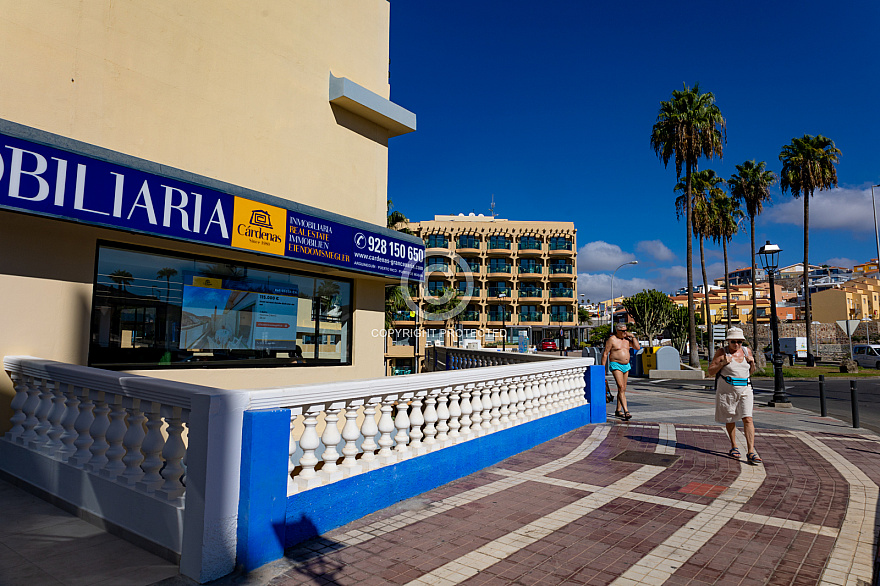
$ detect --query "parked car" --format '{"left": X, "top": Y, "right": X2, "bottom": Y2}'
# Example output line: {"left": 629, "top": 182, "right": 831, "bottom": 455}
{"left": 853, "top": 344, "right": 880, "bottom": 369}
{"left": 539, "top": 339, "right": 557, "bottom": 351}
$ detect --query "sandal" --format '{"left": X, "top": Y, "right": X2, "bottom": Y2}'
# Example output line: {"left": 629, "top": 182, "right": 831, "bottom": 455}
{"left": 614, "top": 410, "right": 623, "bottom": 418}
{"left": 747, "top": 453, "right": 763, "bottom": 465}
{"left": 728, "top": 447, "right": 741, "bottom": 459}
{"left": 623, "top": 411, "right": 632, "bottom": 421}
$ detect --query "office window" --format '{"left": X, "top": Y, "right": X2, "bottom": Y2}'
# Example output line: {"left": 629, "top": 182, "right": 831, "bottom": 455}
{"left": 90, "top": 244, "right": 351, "bottom": 368}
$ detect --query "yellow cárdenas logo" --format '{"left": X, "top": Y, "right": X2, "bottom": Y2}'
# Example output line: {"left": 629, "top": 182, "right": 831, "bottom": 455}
{"left": 231, "top": 197, "right": 286, "bottom": 256}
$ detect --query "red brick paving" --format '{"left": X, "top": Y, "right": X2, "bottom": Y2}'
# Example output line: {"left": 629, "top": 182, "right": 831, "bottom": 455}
{"left": 265, "top": 423, "right": 878, "bottom": 586}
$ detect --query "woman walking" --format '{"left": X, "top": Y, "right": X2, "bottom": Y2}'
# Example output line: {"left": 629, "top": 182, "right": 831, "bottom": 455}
{"left": 707, "top": 327, "right": 762, "bottom": 464}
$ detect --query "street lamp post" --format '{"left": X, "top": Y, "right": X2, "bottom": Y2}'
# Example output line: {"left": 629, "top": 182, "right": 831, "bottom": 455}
{"left": 498, "top": 291, "right": 507, "bottom": 352}
{"left": 758, "top": 241, "right": 790, "bottom": 407}
{"left": 610, "top": 260, "right": 639, "bottom": 326}
{"left": 872, "top": 185, "right": 880, "bottom": 275}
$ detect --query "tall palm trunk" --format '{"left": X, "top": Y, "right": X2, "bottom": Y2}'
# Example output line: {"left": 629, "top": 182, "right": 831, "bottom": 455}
{"left": 685, "top": 161, "right": 698, "bottom": 366}
{"left": 749, "top": 217, "right": 758, "bottom": 352}
{"left": 723, "top": 239, "right": 731, "bottom": 327}
{"left": 804, "top": 195, "right": 813, "bottom": 364}
{"left": 700, "top": 236, "right": 712, "bottom": 357}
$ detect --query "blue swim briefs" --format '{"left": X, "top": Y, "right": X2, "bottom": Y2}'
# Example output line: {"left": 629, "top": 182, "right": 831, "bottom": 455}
{"left": 609, "top": 361, "right": 631, "bottom": 373}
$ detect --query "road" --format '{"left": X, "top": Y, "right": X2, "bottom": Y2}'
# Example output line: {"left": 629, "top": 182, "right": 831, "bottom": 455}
{"left": 639, "top": 376, "right": 880, "bottom": 435}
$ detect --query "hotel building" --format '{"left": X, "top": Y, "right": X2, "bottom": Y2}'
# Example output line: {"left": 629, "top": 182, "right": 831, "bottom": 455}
{"left": 386, "top": 214, "right": 578, "bottom": 373}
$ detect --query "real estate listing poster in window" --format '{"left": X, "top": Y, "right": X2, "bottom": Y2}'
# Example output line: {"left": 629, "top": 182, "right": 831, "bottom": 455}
{"left": 180, "top": 274, "right": 299, "bottom": 351}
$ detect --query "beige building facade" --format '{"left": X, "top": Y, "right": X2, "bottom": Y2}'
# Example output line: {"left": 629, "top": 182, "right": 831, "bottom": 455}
{"left": 386, "top": 214, "right": 577, "bottom": 373}
{"left": 812, "top": 276, "right": 880, "bottom": 322}
{"left": 0, "top": 1, "right": 421, "bottom": 428}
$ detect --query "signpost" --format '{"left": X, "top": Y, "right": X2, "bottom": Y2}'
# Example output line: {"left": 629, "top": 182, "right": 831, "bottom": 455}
{"left": 836, "top": 319, "right": 861, "bottom": 360}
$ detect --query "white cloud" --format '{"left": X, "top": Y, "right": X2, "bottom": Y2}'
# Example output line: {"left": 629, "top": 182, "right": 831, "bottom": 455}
{"left": 577, "top": 241, "right": 636, "bottom": 273}
{"left": 636, "top": 240, "right": 676, "bottom": 262}
{"left": 764, "top": 186, "right": 877, "bottom": 231}
{"left": 824, "top": 257, "right": 858, "bottom": 269}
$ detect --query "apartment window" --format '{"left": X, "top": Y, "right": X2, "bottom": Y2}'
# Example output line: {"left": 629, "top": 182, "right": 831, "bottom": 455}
{"left": 456, "top": 281, "right": 481, "bottom": 294}
{"left": 549, "top": 260, "right": 573, "bottom": 274}
{"left": 488, "top": 235, "right": 511, "bottom": 250}
{"left": 519, "top": 259, "right": 541, "bottom": 274}
{"left": 425, "top": 234, "right": 448, "bottom": 248}
{"left": 90, "top": 243, "right": 351, "bottom": 368}
{"left": 519, "top": 236, "right": 541, "bottom": 250}
{"left": 549, "top": 306, "right": 572, "bottom": 321}
{"left": 457, "top": 234, "right": 480, "bottom": 249}
{"left": 488, "top": 259, "right": 512, "bottom": 273}
{"left": 426, "top": 256, "right": 449, "bottom": 272}
{"left": 549, "top": 285, "right": 573, "bottom": 297}
{"left": 427, "top": 281, "right": 447, "bottom": 295}
{"left": 519, "top": 284, "right": 543, "bottom": 297}
{"left": 549, "top": 237, "right": 572, "bottom": 251}
{"left": 488, "top": 283, "right": 512, "bottom": 297}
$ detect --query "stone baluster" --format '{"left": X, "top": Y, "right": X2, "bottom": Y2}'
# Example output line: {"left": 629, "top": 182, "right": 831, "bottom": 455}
{"left": 480, "top": 382, "right": 493, "bottom": 431}
{"left": 137, "top": 402, "right": 166, "bottom": 492}
{"left": 45, "top": 381, "right": 67, "bottom": 456}
{"left": 296, "top": 407, "right": 321, "bottom": 486}
{"left": 489, "top": 380, "right": 502, "bottom": 430}
{"left": 59, "top": 385, "right": 81, "bottom": 460}
{"left": 320, "top": 405, "right": 343, "bottom": 478}
{"left": 498, "top": 379, "right": 511, "bottom": 428}
{"left": 87, "top": 392, "right": 111, "bottom": 472}
{"left": 31, "top": 379, "right": 53, "bottom": 450}
{"left": 158, "top": 406, "right": 187, "bottom": 499}
{"left": 458, "top": 385, "right": 473, "bottom": 437}
{"left": 422, "top": 390, "right": 439, "bottom": 445}
{"left": 510, "top": 376, "right": 526, "bottom": 424}
{"left": 340, "top": 401, "right": 364, "bottom": 475}
{"left": 567, "top": 369, "right": 580, "bottom": 407}
{"left": 120, "top": 398, "right": 146, "bottom": 486}
{"left": 447, "top": 386, "right": 461, "bottom": 439}
{"left": 359, "top": 399, "right": 380, "bottom": 464}
{"left": 535, "top": 374, "right": 548, "bottom": 416}
{"left": 576, "top": 367, "right": 588, "bottom": 405}
{"left": 287, "top": 412, "right": 299, "bottom": 494}
{"left": 562, "top": 369, "right": 574, "bottom": 409}
{"left": 523, "top": 376, "right": 536, "bottom": 420}
{"left": 436, "top": 387, "right": 451, "bottom": 442}
{"left": 70, "top": 387, "right": 95, "bottom": 467}
{"left": 470, "top": 383, "right": 485, "bottom": 436}
{"left": 20, "top": 377, "right": 42, "bottom": 445}
{"left": 546, "top": 371, "right": 559, "bottom": 412}
{"left": 393, "top": 397, "right": 411, "bottom": 458}
{"left": 102, "top": 394, "right": 127, "bottom": 478}
{"left": 6, "top": 372, "right": 28, "bottom": 441}
{"left": 376, "top": 397, "right": 396, "bottom": 464}
{"left": 409, "top": 393, "right": 425, "bottom": 452}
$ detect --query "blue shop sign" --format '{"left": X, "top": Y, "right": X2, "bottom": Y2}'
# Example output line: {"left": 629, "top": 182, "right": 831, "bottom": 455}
{"left": 0, "top": 129, "right": 424, "bottom": 281}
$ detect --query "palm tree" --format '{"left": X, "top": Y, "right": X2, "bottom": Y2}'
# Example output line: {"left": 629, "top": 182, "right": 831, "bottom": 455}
{"left": 109, "top": 269, "right": 134, "bottom": 293}
{"left": 156, "top": 267, "right": 178, "bottom": 303}
{"left": 728, "top": 161, "right": 777, "bottom": 350}
{"left": 651, "top": 83, "right": 726, "bottom": 366}
{"left": 387, "top": 199, "right": 412, "bottom": 234}
{"left": 385, "top": 285, "right": 408, "bottom": 329}
{"left": 676, "top": 169, "right": 724, "bottom": 355}
{"left": 708, "top": 190, "right": 743, "bottom": 328}
{"left": 779, "top": 135, "right": 841, "bottom": 365}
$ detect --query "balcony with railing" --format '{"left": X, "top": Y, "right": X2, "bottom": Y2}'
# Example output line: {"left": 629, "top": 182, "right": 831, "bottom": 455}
{"left": 548, "top": 238, "right": 573, "bottom": 254}
{"left": 549, "top": 287, "right": 574, "bottom": 299}
{"left": 1, "top": 351, "right": 605, "bottom": 582}
{"left": 518, "top": 264, "right": 543, "bottom": 278}
{"left": 518, "top": 287, "right": 544, "bottom": 301}
{"left": 486, "top": 263, "right": 513, "bottom": 276}
{"left": 519, "top": 311, "right": 543, "bottom": 322}
{"left": 548, "top": 264, "right": 573, "bottom": 277}
{"left": 456, "top": 236, "right": 481, "bottom": 253}
{"left": 518, "top": 239, "right": 543, "bottom": 254}
{"left": 486, "top": 237, "right": 512, "bottom": 253}
{"left": 549, "top": 311, "right": 575, "bottom": 323}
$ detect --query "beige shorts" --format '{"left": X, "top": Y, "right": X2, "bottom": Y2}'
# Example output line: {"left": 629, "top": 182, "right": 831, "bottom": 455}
{"left": 715, "top": 380, "right": 754, "bottom": 423}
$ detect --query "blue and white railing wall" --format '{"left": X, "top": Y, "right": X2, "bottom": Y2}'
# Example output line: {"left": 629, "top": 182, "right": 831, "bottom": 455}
{"left": 2, "top": 355, "right": 606, "bottom": 583}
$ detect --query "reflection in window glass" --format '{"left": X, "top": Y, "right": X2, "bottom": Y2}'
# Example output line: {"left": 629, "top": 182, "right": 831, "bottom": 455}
{"left": 90, "top": 245, "right": 352, "bottom": 369}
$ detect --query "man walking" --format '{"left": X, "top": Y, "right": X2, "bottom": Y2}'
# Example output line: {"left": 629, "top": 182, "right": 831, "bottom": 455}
{"left": 602, "top": 322, "right": 640, "bottom": 420}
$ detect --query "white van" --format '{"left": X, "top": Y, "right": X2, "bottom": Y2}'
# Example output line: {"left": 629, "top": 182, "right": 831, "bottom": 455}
{"left": 852, "top": 344, "right": 880, "bottom": 369}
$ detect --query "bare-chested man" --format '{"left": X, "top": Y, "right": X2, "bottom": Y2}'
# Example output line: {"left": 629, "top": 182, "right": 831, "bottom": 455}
{"left": 601, "top": 322, "right": 640, "bottom": 420}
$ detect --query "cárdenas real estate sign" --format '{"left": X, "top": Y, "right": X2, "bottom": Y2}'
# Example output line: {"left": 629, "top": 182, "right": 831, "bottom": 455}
{"left": 0, "top": 126, "right": 424, "bottom": 281}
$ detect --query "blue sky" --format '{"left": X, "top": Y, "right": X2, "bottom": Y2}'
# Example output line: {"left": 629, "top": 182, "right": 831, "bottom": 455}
{"left": 386, "top": 1, "right": 880, "bottom": 303}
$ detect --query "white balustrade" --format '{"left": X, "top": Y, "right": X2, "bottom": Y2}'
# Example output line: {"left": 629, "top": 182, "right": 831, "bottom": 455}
{"left": 247, "top": 357, "right": 592, "bottom": 496}
{"left": 3, "top": 358, "right": 194, "bottom": 500}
